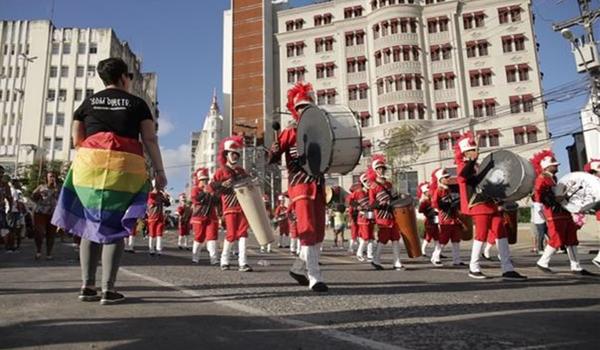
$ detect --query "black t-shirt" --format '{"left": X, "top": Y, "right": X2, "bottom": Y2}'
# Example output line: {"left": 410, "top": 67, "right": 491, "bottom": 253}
{"left": 73, "top": 88, "right": 153, "bottom": 140}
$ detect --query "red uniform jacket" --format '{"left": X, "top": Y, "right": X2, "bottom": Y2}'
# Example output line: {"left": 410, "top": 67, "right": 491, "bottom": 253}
{"left": 456, "top": 159, "right": 497, "bottom": 215}
{"left": 212, "top": 165, "right": 248, "bottom": 215}
{"left": 433, "top": 187, "right": 461, "bottom": 225}
{"left": 147, "top": 191, "right": 171, "bottom": 222}
{"left": 268, "top": 126, "right": 324, "bottom": 202}
{"left": 369, "top": 181, "right": 395, "bottom": 228}
{"left": 533, "top": 172, "right": 572, "bottom": 221}
{"left": 274, "top": 204, "right": 289, "bottom": 232}
{"left": 190, "top": 184, "right": 219, "bottom": 224}
{"left": 176, "top": 203, "right": 192, "bottom": 226}
{"left": 348, "top": 187, "right": 371, "bottom": 226}
{"left": 418, "top": 198, "right": 439, "bottom": 226}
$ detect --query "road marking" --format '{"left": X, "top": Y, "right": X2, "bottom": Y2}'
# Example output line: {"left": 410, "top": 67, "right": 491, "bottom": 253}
{"left": 121, "top": 267, "right": 408, "bottom": 350}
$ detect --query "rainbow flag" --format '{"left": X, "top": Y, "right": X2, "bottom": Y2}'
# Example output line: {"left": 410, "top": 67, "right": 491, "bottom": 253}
{"left": 52, "top": 132, "right": 150, "bottom": 244}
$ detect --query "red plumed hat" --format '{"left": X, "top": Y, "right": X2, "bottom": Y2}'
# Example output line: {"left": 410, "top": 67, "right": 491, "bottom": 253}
{"left": 192, "top": 167, "right": 209, "bottom": 185}
{"left": 218, "top": 135, "right": 244, "bottom": 166}
{"left": 367, "top": 154, "right": 387, "bottom": 182}
{"left": 530, "top": 150, "right": 559, "bottom": 176}
{"left": 286, "top": 82, "right": 315, "bottom": 121}
{"left": 416, "top": 181, "right": 429, "bottom": 200}
{"left": 453, "top": 131, "right": 477, "bottom": 165}
{"left": 583, "top": 158, "right": 600, "bottom": 173}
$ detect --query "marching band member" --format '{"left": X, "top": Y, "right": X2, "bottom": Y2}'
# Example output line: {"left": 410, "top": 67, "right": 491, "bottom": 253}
{"left": 268, "top": 81, "right": 328, "bottom": 292}
{"left": 287, "top": 200, "right": 300, "bottom": 255}
{"left": 532, "top": 150, "right": 592, "bottom": 275}
{"left": 212, "top": 136, "right": 253, "bottom": 272}
{"left": 417, "top": 181, "right": 439, "bottom": 257}
{"left": 349, "top": 173, "right": 374, "bottom": 262}
{"left": 190, "top": 168, "right": 220, "bottom": 265}
{"left": 454, "top": 132, "right": 526, "bottom": 280}
{"left": 368, "top": 155, "right": 403, "bottom": 271}
{"left": 261, "top": 194, "right": 273, "bottom": 253}
{"left": 584, "top": 159, "right": 600, "bottom": 268}
{"left": 430, "top": 168, "right": 465, "bottom": 267}
{"left": 274, "top": 194, "right": 290, "bottom": 249}
{"left": 345, "top": 182, "right": 362, "bottom": 254}
{"left": 146, "top": 187, "right": 171, "bottom": 256}
{"left": 125, "top": 218, "right": 144, "bottom": 253}
{"left": 176, "top": 193, "right": 192, "bottom": 250}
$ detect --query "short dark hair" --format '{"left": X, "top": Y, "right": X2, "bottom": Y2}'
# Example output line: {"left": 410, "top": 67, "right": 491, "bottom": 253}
{"left": 97, "top": 57, "right": 129, "bottom": 86}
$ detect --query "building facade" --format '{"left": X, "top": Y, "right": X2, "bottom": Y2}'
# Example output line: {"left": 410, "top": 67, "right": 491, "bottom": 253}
{"left": 273, "top": 0, "right": 551, "bottom": 194}
{"left": 0, "top": 20, "right": 158, "bottom": 175}
{"left": 192, "top": 93, "right": 224, "bottom": 179}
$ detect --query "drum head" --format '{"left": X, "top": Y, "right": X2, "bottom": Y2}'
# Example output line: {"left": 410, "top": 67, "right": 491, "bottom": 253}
{"left": 477, "top": 150, "right": 534, "bottom": 201}
{"left": 297, "top": 105, "right": 333, "bottom": 177}
{"left": 556, "top": 172, "right": 600, "bottom": 213}
{"left": 391, "top": 194, "right": 413, "bottom": 208}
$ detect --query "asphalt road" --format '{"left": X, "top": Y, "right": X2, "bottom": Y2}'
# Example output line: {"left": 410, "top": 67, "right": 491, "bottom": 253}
{"left": 1, "top": 230, "right": 599, "bottom": 350}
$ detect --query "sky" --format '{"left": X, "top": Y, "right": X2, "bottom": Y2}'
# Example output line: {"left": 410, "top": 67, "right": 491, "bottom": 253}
{"left": 0, "top": 0, "right": 598, "bottom": 196}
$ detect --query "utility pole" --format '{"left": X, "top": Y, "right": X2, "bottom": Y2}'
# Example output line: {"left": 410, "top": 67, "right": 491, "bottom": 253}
{"left": 553, "top": 0, "right": 600, "bottom": 161}
{"left": 14, "top": 53, "right": 38, "bottom": 177}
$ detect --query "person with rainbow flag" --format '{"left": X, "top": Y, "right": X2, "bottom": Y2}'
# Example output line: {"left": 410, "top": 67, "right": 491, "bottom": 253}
{"left": 52, "top": 57, "right": 167, "bottom": 305}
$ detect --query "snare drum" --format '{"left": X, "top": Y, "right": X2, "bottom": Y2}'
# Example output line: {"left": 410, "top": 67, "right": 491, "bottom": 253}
{"left": 297, "top": 105, "right": 362, "bottom": 177}
{"left": 391, "top": 196, "right": 421, "bottom": 258}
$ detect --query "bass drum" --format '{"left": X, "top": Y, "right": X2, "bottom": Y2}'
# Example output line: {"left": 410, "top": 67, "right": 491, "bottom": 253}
{"left": 233, "top": 178, "right": 275, "bottom": 246}
{"left": 325, "top": 185, "right": 348, "bottom": 205}
{"left": 297, "top": 105, "right": 362, "bottom": 177}
{"left": 477, "top": 150, "right": 535, "bottom": 202}
{"left": 391, "top": 195, "right": 421, "bottom": 258}
{"left": 555, "top": 172, "right": 600, "bottom": 213}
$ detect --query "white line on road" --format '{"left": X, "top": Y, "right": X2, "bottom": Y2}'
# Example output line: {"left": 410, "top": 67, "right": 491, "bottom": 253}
{"left": 120, "top": 267, "right": 409, "bottom": 350}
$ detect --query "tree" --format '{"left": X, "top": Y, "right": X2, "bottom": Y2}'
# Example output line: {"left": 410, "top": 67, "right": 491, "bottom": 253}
{"left": 20, "top": 160, "right": 65, "bottom": 197}
{"left": 384, "top": 125, "right": 429, "bottom": 192}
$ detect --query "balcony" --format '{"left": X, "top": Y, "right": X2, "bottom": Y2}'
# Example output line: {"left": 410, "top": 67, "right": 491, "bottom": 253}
{"left": 345, "top": 44, "right": 366, "bottom": 57}
{"left": 433, "top": 89, "right": 457, "bottom": 102}
{"left": 348, "top": 99, "right": 369, "bottom": 111}
{"left": 373, "top": 33, "right": 419, "bottom": 51}
{"left": 377, "top": 90, "right": 424, "bottom": 106}
{"left": 347, "top": 71, "right": 367, "bottom": 84}
{"left": 430, "top": 59, "right": 454, "bottom": 73}
{"left": 428, "top": 31, "right": 450, "bottom": 45}
{"left": 375, "top": 61, "right": 421, "bottom": 78}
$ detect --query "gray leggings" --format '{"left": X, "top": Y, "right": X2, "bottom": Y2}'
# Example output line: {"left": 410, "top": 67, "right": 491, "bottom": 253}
{"left": 80, "top": 238, "right": 124, "bottom": 292}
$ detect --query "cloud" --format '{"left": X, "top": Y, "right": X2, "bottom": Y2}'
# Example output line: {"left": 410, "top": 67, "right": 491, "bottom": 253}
{"left": 160, "top": 143, "right": 191, "bottom": 196}
{"left": 157, "top": 115, "right": 175, "bottom": 137}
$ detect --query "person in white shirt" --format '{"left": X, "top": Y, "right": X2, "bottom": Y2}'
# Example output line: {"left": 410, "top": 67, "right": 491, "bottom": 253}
{"left": 530, "top": 200, "right": 547, "bottom": 255}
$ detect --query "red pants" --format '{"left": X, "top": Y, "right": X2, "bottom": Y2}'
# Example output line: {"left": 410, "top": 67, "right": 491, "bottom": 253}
{"left": 350, "top": 222, "right": 359, "bottom": 240}
{"left": 377, "top": 225, "right": 400, "bottom": 244}
{"left": 439, "top": 224, "right": 461, "bottom": 245}
{"left": 472, "top": 213, "right": 506, "bottom": 242}
{"left": 294, "top": 191, "right": 326, "bottom": 246}
{"left": 546, "top": 218, "right": 578, "bottom": 248}
{"left": 424, "top": 224, "right": 440, "bottom": 242}
{"left": 192, "top": 220, "right": 218, "bottom": 243}
{"left": 224, "top": 212, "right": 249, "bottom": 242}
{"left": 289, "top": 221, "right": 298, "bottom": 239}
{"left": 178, "top": 222, "right": 190, "bottom": 236}
{"left": 279, "top": 222, "right": 289, "bottom": 236}
{"left": 147, "top": 219, "right": 164, "bottom": 238}
{"left": 358, "top": 223, "right": 375, "bottom": 240}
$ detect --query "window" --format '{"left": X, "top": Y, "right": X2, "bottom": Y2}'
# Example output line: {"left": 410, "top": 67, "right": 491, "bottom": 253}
{"left": 488, "top": 130, "right": 499, "bottom": 147}
{"left": 514, "top": 35, "right": 525, "bottom": 51}
{"left": 54, "top": 138, "right": 63, "bottom": 150}
{"left": 287, "top": 44, "right": 295, "bottom": 57}
{"left": 45, "top": 113, "right": 54, "bottom": 126}
{"left": 439, "top": 134, "right": 450, "bottom": 150}
{"left": 85, "top": 89, "right": 94, "bottom": 98}
{"left": 324, "top": 37, "right": 334, "bottom": 51}
{"left": 16, "top": 67, "right": 20, "bottom": 77}
{"left": 506, "top": 66, "right": 517, "bottom": 82}
{"left": 356, "top": 31, "right": 365, "bottom": 45}
{"left": 316, "top": 65, "right": 325, "bottom": 79}
{"left": 358, "top": 86, "right": 368, "bottom": 99}
{"left": 287, "top": 69, "right": 297, "bottom": 83}
{"left": 345, "top": 33, "right": 354, "bottom": 47}
{"left": 4, "top": 90, "right": 8, "bottom": 101}
{"left": 510, "top": 96, "right": 521, "bottom": 113}
{"left": 415, "top": 76, "right": 422, "bottom": 90}
{"left": 377, "top": 79, "right": 384, "bottom": 95}
{"left": 75, "top": 89, "right": 82, "bottom": 101}
{"left": 76, "top": 66, "right": 84, "bottom": 77}
{"left": 405, "top": 76, "right": 412, "bottom": 90}
{"left": 436, "top": 104, "right": 446, "bottom": 119}
{"left": 357, "top": 58, "right": 366, "bottom": 71}
{"left": 510, "top": 6, "right": 522, "bottom": 22}
{"left": 431, "top": 46, "right": 440, "bottom": 61}
{"left": 327, "top": 91, "right": 336, "bottom": 104}
{"left": 375, "top": 51, "right": 382, "bottom": 66}
{"left": 89, "top": 43, "right": 97, "bottom": 54}
{"left": 50, "top": 66, "right": 58, "bottom": 78}
{"left": 347, "top": 60, "right": 355, "bottom": 73}
{"left": 348, "top": 87, "right": 357, "bottom": 101}
{"left": 0, "top": 90, "right": 2, "bottom": 101}
{"left": 448, "top": 104, "right": 459, "bottom": 119}
{"left": 317, "top": 92, "right": 326, "bottom": 105}
{"left": 56, "top": 113, "right": 65, "bottom": 126}
{"left": 61, "top": 66, "right": 69, "bottom": 78}
{"left": 433, "top": 75, "right": 443, "bottom": 90}
{"left": 296, "top": 43, "right": 304, "bottom": 56}
{"left": 51, "top": 42, "right": 59, "bottom": 54}
{"left": 522, "top": 94, "right": 534, "bottom": 112}
{"left": 314, "top": 15, "right": 323, "bottom": 26}
{"left": 286, "top": 21, "right": 294, "bottom": 31}
{"left": 477, "top": 132, "right": 488, "bottom": 147}
{"left": 315, "top": 38, "right": 324, "bottom": 53}
{"left": 445, "top": 74, "right": 455, "bottom": 88}
{"left": 499, "top": 8, "right": 509, "bottom": 24}
{"left": 47, "top": 89, "right": 56, "bottom": 101}
{"left": 502, "top": 36, "right": 513, "bottom": 53}
{"left": 439, "top": 18, "right": 449, "bottom": 32}
{"left": 527, "top": 126, "right": 538, "bottom": 143}
{"left": 466, "top": 42, "right": 476, "bottom": 58}
{"left": 59, "top": 89, "right": 67, "bottom": 100}
{"left": 473, "top": 101, "right": 484, "bottom": 118}
{"left": 428, "top": 19, "right": 437, "bottom": 34}
{"left": 344, "top": 8, "right": 353, "bottom": 19}
{"left": 485, "top": 100, "right": 496, "bottom": 116}
{"left": 87, "top": 65, "right": 96, "bottom": 76}
{"left": 478, "top": 41, "right": 489, "bottom": 56}
{"left": 470, "top": 71, "right": 480, "bottom": 87}
{"left": 297, "top": 67, "right": 305, "bottom": 81}
{"left": 78, "top": 42, "right": 86, "bottom": 54}
{"left": 514, "top": 127, "right": 525, "bottom": 145}
{"left": 442, "top": 45, "right": 452, "bottom": 60}
{"left": 481, "top": 69, "right": 492, "bottom": 86}
{"left": 325, "top": 64, "right": 335, "bottom": 78}
{"left": 475, "top": 12, "right": 485, "bottom": 27}
{"left": 373, "top": 24, "right": 380, "bottom": 40}
{"left": 63, "top": 43, "right": 71, "bottom": 54}
{"left": 518, "top": 64, "right": 529, "bottom": 81}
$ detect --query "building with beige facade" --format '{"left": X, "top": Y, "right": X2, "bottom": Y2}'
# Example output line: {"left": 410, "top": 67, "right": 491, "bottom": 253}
{"left": 192, "top": 92, "right": 224, "bottom": 179}
{"left": 273, "top": 0, "right": 551, "bottom": 194}
{"left": 0, "top": 20, "right": 158, "bottom": 175}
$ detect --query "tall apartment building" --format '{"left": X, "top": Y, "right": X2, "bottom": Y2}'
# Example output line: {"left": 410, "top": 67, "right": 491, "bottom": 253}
{"left": 0, "top": 20, "right": 158, "bottom": 174}
{"left": 274, "top": 0, "right": 551, "bottom": 194}
{"left": 191, "top": 92, "right": 224, "bottom": 180}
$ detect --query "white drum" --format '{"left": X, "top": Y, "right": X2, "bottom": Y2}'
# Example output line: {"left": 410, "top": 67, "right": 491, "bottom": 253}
{"left": 233, "top": 178, "right": 275, "bottom": 245}
{"left": 297, "top": 104, "right": 362, "bottom": 176}
{"left": 554, "top": 172, "right": 600, "bottom": 213}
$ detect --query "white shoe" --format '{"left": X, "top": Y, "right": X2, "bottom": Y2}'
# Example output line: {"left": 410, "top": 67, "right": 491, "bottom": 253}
{"left": 593, "top": 259, "right": 600, "bottom": 269}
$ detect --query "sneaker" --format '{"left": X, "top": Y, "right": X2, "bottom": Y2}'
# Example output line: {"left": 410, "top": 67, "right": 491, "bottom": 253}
{"left": 311, "top": 282, "right": 329, "bottom": 292}
{"left": 221, "top": 264, "right": 230, "bottom": 271}
{"left": 592, "top": 259, "right": 600, "bottom": 269}
{"left": 367, "top": 257, "right": 373, "bottom": 262}
{"left": 356, "top": 256, "right": 365, "bottom": 262}
{"left": 371, "top": 262, "right": 384, "bottom": 271}
{"left": 394, "top": 265, "right": 404, "bottom": 271}
{"left": 78, "top": 288, "right": 100, "bottom": 302}
{"left": 536, "top": 264, "right": 553, "bottom": 274}
{"left": 440, "top": 254, "right": 448, "bottom": 259}
{"left": 468, "top": 270, "right": 487, "bottom": 279}
{"left": 277, "top": 244, "right": 283, "bottom": 248}
{"left": 239, "top": 264, "right": 253, "bottom": 272}
{"left": 572, "top": 269, "right": 596, "bottom": 276}
{"left": 502, "top": 270, "right": 527, "bottom": 281}
{"left": 431, "top": 261, "right": 443, "bottom": 267}
{"left": 178, "top": 246, "right": 184, "bottom": 250}
{"left": 210, "top": 258, "right": 219, "bottom": 266}
{"left": 149, "top": 251, "right": 155, "bottom": 256}
{"left": 453, "top": 262, "right": 467, "bottom": 267}
{"left": 481, "top": 254, "right": 492, "bottom": 261}
{"left": 100, "top": 291, "right": 125, "bottom": 305}
{"left": 289, "top": 271, "right": 310, "bottom": 286}
{"left": 192, "top": 259, "right": 199, "bottom": 264}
